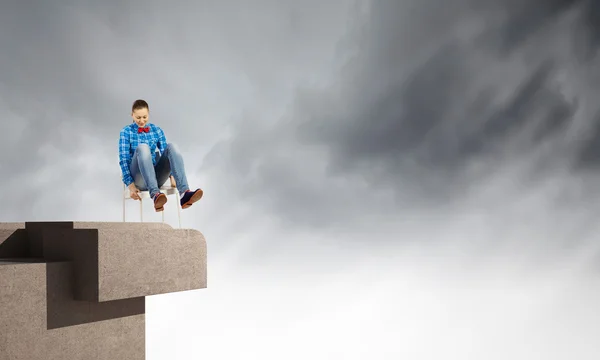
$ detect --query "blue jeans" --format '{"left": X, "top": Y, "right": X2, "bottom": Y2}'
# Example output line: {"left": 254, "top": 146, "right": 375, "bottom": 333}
{"left": 130, "top": 143, "right": 190, "bottom": 197}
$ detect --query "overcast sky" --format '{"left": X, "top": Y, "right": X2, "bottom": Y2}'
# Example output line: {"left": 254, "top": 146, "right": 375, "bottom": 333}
{"left": 3, "top": 0, "right": 600, "bottom": 359}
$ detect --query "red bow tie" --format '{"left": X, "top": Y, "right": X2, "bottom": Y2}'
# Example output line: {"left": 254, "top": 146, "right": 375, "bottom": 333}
{"left": 138, "top": 126, "right": 149, "bottom": 133}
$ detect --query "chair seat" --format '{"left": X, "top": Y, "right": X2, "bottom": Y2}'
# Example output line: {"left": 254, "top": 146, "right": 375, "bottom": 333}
{"left": 123, "top": 186, "right": 178, "bottom": 199}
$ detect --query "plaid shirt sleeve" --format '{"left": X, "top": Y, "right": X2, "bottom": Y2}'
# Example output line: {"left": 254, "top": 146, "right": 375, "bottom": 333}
{"left": 156, "top": 126, "right": 173, "bottom": 177}
{"left": 156, "top": 126, "right": 167, "bottom": 155}
{"left": 119, "top": 127, "right": 134, "bottom": 186}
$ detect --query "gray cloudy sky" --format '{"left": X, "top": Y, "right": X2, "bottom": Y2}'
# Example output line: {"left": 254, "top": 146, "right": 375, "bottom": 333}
{"left": 4, "top": 0, "right": 600, "bottom": 359}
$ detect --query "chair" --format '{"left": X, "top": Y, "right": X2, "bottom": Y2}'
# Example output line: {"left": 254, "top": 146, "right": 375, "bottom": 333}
{"left": 122, "top": 179, "right": 182, "bottom": 228}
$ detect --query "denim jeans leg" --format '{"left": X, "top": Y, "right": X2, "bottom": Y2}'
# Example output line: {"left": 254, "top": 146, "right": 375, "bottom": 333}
{"left": 130, "top": 143, "right": 160, "bottom": 197}
{"left": 154, "top": 143, "right": 190, "bottom": 195}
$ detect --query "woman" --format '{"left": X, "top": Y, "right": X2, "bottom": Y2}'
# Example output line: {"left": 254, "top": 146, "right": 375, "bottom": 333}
{"left": 118, "top": 99, "right": 203, "bottom": 212}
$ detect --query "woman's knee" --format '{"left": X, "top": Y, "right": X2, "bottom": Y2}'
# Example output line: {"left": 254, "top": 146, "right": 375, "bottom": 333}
{"left": 136, "top": 143, "right": 151, "bottom": 156}
{"left": 167, "top": 142, "right": 179, "bottom": 153}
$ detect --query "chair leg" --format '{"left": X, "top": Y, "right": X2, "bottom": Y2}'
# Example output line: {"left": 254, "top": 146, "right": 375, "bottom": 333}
{"left": 123, "top": 184, "right": 126, "bottom": 222}
{"left": 176, "top": 196, "right": 181, "bottom": 229}
{"left": 161, "top": 208, "right": 165, "bottom": 223}
{"left": 140, "top": 199, "right": 143, "bottom": 222}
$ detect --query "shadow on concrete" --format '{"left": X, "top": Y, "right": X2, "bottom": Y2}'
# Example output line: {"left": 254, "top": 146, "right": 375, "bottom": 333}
{"left": 0, "top": 228, "right": 145, "bottom": 330}
{"left": 0, "top": 229, "right": 29, "bottom": 258}
{"left": 46, "top": 262, "right": 145, "bottom": 330}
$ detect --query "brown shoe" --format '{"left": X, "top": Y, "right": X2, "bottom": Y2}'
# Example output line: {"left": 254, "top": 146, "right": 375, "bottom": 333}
{"left": 180, "top": 188, "right": 203, "bottom": 209}
{"left": 152, "top": 192, "right": 168, "bottom": 212}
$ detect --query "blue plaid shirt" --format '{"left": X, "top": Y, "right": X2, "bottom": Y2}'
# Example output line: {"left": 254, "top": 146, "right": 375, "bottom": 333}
{"left": 119, "top": 123, "right": 169, "bottom": 186}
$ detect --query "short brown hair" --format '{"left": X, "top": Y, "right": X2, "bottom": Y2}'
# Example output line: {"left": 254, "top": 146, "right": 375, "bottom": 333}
{"left": 132, "top": 99, "right": 149, "bottom": 112}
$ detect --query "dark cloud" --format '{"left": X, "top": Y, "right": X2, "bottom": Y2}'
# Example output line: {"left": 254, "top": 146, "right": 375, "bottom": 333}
{"left": 208, "top": 0, "right": 600, "bottom": 228}
{"left": 310, "top": 1, "right": 585, "bottom": 185}
{"left": 579, "top": 0, "right": 600, "bottom": 55}
{"left": 480, "top": 0, "right": 579, "bottom": 54}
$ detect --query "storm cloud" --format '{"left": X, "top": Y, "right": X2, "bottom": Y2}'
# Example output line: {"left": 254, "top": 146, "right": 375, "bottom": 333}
{"left": 200, "top": 0, "right": 600, "bottom": 235}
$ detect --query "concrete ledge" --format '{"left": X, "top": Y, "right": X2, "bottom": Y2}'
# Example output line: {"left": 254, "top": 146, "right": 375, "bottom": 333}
{"left": 0, "top": 221, "right": 207, "bottom": 360}
{"left": 97, "top": 228, "right": 206, "bottom": 301}
{"left": 39, "top": 226, "right": 207, "bottom": 301}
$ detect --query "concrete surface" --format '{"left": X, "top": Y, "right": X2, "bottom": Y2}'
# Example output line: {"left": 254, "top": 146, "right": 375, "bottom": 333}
{"left": 0, "top": 221, "right": 207, "bottom": 360}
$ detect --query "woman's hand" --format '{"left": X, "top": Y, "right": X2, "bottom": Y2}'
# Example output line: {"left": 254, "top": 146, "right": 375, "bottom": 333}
{"left": 128, "top": 183, "right": 141, "bottom": 200}
{"left": 170, "top": 176, "right": 177, "bottom": 188}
